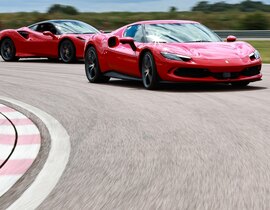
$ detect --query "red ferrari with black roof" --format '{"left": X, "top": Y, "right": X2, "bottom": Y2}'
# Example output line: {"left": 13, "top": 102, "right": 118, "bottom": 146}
{"left": 0, "top": 19, "right": 99, "bottom": 63}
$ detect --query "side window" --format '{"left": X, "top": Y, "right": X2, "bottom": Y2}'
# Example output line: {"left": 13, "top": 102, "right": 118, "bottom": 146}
{"left": 36, "top": 23, "right": 58, "bottom": 35}
{"left": 124, "top": 24, "right": 144, "bottom": 42}
{"left": 29, "top": 24, "right": 38, "bottom": 31}
{"left": 36, "top": 24, "right": 46, "bottom": 33}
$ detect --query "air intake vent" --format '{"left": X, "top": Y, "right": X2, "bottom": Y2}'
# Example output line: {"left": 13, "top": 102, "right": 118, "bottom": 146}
{"left": 18, "top": 31, "right": 29, "bottom": 39}
{"left": 241, "top": 65, "right": 261, "bottom": 76}
{"left": 174, "top": 68, "right": 210, "bottom": 78}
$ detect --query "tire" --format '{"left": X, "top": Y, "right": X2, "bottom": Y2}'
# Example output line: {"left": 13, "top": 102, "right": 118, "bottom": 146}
{"left": 141, "top": 52, "right": 159, "bottom": 90}
{"left": 0, "top": 38, "right": 18, "bottom": 61}
{"left": 59, "top": 40, "right": 76, "bottom": 63}
{"left": 85, "top": 46, "right": 110, "bottom": 83}
{"left": 231, "top": 81, "right": 250, "bottom": 87}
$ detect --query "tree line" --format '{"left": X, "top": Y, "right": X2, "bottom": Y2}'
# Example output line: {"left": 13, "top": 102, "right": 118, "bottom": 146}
{"left": 192, "top": 0, "right": 270, "bottom": 12}
{"left": 0, "top": 2, "right": 269, "bottom": 30}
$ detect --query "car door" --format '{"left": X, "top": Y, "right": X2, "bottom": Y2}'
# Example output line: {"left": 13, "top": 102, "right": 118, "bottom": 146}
{"left": 27, "top": 23, "right": 59, "bottom": 57}
{"left": 106, "top": 24, "right": 145, "bottom": 77}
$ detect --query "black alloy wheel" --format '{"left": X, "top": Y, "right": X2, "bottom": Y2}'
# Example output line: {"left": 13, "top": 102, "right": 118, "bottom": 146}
{"left": 141, "top": 52, "right": 159, "bottom": 89}
{"left": 59, "top": 40, "right": 76, "bottom": 63}
{"left": 0, "top": 38, "right": 18, "bottom": 61}
{"left": 85, "top": 46, "right": 110, "bottom": 83}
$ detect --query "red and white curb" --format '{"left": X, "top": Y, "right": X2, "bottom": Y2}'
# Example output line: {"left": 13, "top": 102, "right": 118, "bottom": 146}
{"left": 0, "top": 97, "right": 70, "bottom": 210}
{"left": 0, "top": 104, "right": 41, "bottom": 197}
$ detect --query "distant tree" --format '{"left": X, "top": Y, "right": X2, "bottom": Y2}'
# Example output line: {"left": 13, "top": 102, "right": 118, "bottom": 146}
{"left": 192, "top": 1, "right": 210, "bottom": 12}
{"left": 169, "top": 6, "right": 177, "bottom": 13}
{"left": 239, "top": 0, "right": 270, "bottom": 12}
{"left": 240, "top": 13, "right": 269, "bottom": 29}
{"left": 210, "top": 2, "right": 234, "bottom": 12}
{"left": 47, "top": 4, "right": 79, "bottom": 15}
{"left": 192, "top": 0, "right": 270, "bottom": 12}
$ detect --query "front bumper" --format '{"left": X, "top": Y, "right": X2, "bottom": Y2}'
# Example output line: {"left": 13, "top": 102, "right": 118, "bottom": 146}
{"left": 156, "top": 58, "right": 262, "bottom": 83}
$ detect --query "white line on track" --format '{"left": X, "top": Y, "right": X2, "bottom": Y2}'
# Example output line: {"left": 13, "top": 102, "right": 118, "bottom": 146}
{"left": 0, "top": 176, "right": 22, "bottom": 193}
{"left": 0, "top": 96, "right": 70, "bottom": 210}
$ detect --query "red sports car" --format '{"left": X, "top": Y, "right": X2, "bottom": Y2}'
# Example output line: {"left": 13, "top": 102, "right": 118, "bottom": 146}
{"left": 0, "top": 20, "right": 99, "bottom": 63}
{"left": 84, "top": 20, "right": 262, "bottom": 89}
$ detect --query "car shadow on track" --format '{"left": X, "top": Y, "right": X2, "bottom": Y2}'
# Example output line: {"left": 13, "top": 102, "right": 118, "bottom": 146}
{"left": 11, "top": 59, "right": 84, "bottom": 64}
{"left": 104, "top": 79, "right": 267, "bottom": 92}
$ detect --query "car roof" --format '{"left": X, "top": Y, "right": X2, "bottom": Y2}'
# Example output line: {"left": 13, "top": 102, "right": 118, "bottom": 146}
{"left": 131, "top": 20, "right": 199, "bottom": 25}
{"left": 29, "top": 19, "right": 83, "bottom": 26}
{"left": 112, "top": 20, "right": 200, "bottom": 35}
{"left": 47, "top": 19, "right": 83, "bottom": 23}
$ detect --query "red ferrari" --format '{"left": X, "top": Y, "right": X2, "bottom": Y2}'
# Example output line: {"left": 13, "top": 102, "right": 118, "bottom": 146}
{"left": 0, "top": 20, "right": 99, "bottom": 63}
{"left": 84, "top": 20, "right": 262, "bottom": 89}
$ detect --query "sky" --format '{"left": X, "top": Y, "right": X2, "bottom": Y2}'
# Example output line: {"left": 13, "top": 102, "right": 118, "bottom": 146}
{"left": 0, "top": 0, "right": 270, "bottom": 13}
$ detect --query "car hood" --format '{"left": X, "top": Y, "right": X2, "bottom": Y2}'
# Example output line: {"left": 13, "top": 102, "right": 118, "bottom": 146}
{"left": 157, "top": 42, "right": 255, "bottom": 60}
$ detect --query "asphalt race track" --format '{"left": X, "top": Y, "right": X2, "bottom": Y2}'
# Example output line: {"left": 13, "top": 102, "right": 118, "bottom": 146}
{"left": 0, "top": 57, "right": 270, "bottom": 209}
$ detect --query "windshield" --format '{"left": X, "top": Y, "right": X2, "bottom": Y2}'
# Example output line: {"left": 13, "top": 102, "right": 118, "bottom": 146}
{"left": 53, "top": 20, "right": 99, "bottom": 34}
{"left": 145, "top": 23, "right": 221, "bottom": 43}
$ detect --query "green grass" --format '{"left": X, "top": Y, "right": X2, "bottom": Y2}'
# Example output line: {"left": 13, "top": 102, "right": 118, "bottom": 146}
{"left": 0, "top": 11, "right": 270, "bottom": 30}
{"left": 246, "top": 41, "right": 270, "bottom": 63}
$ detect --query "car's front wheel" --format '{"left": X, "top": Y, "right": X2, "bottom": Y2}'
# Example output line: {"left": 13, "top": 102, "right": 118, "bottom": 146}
{"left": 59, "top": 40, "right": 76, "bottom": 63}
{"left": 0, "top": 38, "right": 18, "bottom": 61}
{"left": 141, "top": 52, "right": 159, "bottom": 90}
{"left": 85, "top": 46, "right": 110, "bottom": 83}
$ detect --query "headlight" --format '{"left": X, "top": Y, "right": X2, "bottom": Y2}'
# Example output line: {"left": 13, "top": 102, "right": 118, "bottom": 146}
{"left": 160, "top": 52, "right": 191, "bottom": 62}
{"left": 249, "top": 50, "right": 260, "bottom": 60}
{"left": 254, "top": 50, "right": 261, "bottom": 59}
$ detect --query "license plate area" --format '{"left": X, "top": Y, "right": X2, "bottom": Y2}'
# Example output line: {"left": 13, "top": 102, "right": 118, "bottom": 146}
{"left": 223, "top": 72, "right": 231, "bottom": 78}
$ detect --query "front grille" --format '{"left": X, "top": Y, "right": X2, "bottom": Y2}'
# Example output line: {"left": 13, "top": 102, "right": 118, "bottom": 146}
{"left": 174, "top": 68, "right": 210, "bottom": 78}
{"left": 241, "top": 65, "right": 261, "bottom": 76}
{"left": 174, "top": 65, "right": 261, "bottom": 79}
{"left": 212, "top": 72, "right": 240, "bottom": 80}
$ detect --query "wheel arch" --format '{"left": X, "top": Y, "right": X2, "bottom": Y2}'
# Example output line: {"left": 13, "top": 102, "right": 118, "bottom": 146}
{"left": 139, "top": 48, "right": 156, "bottom": 75}
{"left": 84, "top": 42, "right": 108, "bottom": 72}
{"left": 0, "top": 36, "right": 18, "bottom": 60}
{"left": 0, "top": 36, "right": 13, "bottom": 47}
{"left": 139, "top": 48, "right": 162, "bottom": 82}
{"left": 84, "top": 42, "right": 97, "bottom": 58}
{"left": 58, "top": 38, "right": 76, "bottom": 58}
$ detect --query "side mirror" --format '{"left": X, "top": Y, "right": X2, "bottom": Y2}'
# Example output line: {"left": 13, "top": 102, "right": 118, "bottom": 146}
{"left": 108, "top": 36, "right": 137, "bottom": 51}
{"left": 119, "top": 37, "right": 137, "bottom": 51}
{"left": 226, "top": 35, "right": 237, "bottom": 42}
{"left": 43, "top": 31, "right": 56, "bottom": 39}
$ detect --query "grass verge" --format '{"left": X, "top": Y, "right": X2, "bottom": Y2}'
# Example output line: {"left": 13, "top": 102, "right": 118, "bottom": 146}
{"left": 245, "top": 40, "right": 270, "bottom": 63}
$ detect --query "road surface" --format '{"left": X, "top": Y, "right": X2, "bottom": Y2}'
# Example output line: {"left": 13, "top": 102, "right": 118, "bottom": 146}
{"left": 0, "top": 58, "right": 270, "bottom": 209}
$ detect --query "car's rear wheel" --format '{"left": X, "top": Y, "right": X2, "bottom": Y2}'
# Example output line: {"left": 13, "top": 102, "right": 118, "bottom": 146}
{"left": 59, "top": 40, "right": 76, "bottom": 63}
{"left": 231, "top": 81, "right": 250, "bottom": 87}
{"left": 0, "top": 38, "right": 18, "bottom": 61}
{"left": 141, "top": 52, "right": 159, "bottom": 90}
{"left": 85, "top": 46, "right": 110, "bottom": 83}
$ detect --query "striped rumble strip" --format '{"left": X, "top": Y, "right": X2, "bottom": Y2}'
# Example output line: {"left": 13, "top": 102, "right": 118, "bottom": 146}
{"left": 0, "top": 104, "right": 41, "bottom": 197}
